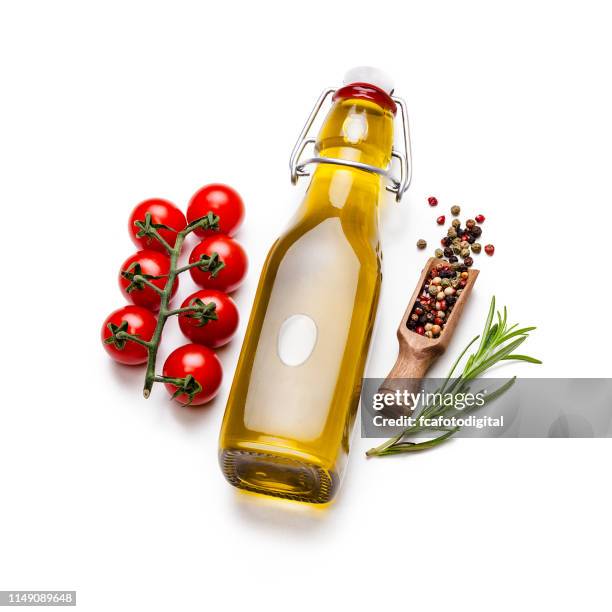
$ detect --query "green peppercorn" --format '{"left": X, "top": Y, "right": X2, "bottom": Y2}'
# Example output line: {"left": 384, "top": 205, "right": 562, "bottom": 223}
{"left": 447, "top": 227, "right": 457, "bottom": 239}
{"left": 435, "top": 248, "right": 444, "bottom": 258}
{"left": 451, "top": 205, "right": 461, "bottom": 216}
{"left": 452, "top": 218, "right": 461, "bottom": 228}
{"left": 461, "top": 247, "right": 470, "bottom": 258}
{"left": 452, "top": 245, "right": 461, "bottom": 255}
{"left": 417, "top": 239, "right": 427, "bottom": 249}
{"left": 429, "top": 285, "right": 439, "bottom": 296}
{"left": 460, "top": 240, "right": 469, "bottom": 249}
{"left": 471, "top": 242, "right": 482, "bottom": 254}
{"left": 441, "top": 278, "right": 451, "bottom": 288}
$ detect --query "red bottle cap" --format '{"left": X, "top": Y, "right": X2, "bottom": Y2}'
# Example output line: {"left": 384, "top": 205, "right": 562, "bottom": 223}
{"left": 333, "top": 67, "right": 397, "bottom": 115}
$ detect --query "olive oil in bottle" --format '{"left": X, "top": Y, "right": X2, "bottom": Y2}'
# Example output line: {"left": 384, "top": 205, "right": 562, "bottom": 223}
{"left": 219, "top": 68, "right": 411, "bottom": 503}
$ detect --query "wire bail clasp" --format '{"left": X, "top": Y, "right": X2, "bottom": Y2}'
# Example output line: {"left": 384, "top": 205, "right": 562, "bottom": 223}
{"left": 289, "top": 87, "right": 413, "bottom": 202}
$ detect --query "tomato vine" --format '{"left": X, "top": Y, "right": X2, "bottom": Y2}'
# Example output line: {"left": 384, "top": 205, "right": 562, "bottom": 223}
{"left": 106, "top": 211, "right": 221, "bottom": 403}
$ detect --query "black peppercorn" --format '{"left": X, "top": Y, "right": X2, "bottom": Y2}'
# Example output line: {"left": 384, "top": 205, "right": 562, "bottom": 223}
{"left": 443, "top": 247, "right": 453, "bottom": 258}
{"left": 448, "top": 255, "right": 458, "bottom": 263}
{"left": 467, "top": 235, "right": 475, "bottom": 244}
{"left": 471, "top": 226, "right": 482, "bottom": 237}
{"left": 441, "top": 237, "right": 451, "bottom": 247}
{"left": 446, "top": 295, "right": 457, "bottom": 306}
{"left": 464, "top": 256, "right": 474, "bottom": 267}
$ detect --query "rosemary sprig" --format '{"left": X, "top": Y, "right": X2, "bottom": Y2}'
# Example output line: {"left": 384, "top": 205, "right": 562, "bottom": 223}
{"left": 366, "top": 296, "right": 541, "bottom": 457}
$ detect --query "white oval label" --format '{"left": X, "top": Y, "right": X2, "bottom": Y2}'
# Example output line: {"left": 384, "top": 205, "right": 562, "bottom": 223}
{"left": 277, "top": 314, "right": 318, "bottom": 367}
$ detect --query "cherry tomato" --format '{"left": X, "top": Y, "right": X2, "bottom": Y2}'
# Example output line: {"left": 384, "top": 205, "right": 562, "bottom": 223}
{"left": 187, "top": 184, "right": 245, "bottom": 237}
{"left": 162, "top": 344, "right": 223, "bottom": 405}
{"left": 178, "top": 289, "right": 239, "bottom": 348}
{"left": 101, "top": 305, "right": 157, "bottom": 365}
{"left": 128, "top": 198, "right": 187, "bottom": 252}
{"left": 189, "top": 235, "right": 247, "bottom": 293}
{"left": 118, "top": 249, "right": 178, "bottom": 311}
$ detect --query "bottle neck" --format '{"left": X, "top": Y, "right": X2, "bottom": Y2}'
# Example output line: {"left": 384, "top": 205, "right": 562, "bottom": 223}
{"left": 315, "top": 97, "right": 394, "bottom": 171}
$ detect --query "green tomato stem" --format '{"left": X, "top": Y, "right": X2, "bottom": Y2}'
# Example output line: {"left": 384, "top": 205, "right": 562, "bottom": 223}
{"left": 141, "top": 215, "right": 219, "bottom": 399}
{"left": 114, "top": 331, "right": 152, "bottom": 349}
{"left": 132, "top": 275, "right": 164, "bottom": 295}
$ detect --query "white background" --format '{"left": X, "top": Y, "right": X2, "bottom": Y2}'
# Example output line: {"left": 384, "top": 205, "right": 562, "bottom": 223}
{"left": 1, "top": 1, "right": 610, "bottom": 610}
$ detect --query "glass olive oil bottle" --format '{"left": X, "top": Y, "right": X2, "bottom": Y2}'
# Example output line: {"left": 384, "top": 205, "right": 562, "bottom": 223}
{"left": 219, "top": 68, "right": 410, "bottom": 503}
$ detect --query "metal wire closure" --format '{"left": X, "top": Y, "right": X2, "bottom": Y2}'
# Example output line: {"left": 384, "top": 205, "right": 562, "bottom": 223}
{"left": 289, "top": 88, "right": 413, "bottom": 202}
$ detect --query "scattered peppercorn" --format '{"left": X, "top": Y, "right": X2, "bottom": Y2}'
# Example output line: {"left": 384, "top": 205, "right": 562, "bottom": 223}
{"left": 417, "top": 239, "right": 427, "bottom": 249}
{"left": 428, "top": 196, "right": 438, "bottom": 207}
{"left": 422, "top": 202, "right": 494, "bottom": 271}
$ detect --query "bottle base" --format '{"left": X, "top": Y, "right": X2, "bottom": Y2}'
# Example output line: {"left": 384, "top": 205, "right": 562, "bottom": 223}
{"left": 220, "top": 448, "right": 336, "bottom": 504}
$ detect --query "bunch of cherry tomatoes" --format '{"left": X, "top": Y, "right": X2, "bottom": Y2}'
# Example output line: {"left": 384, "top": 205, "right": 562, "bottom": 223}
{"left": 101, "top": 184, "right": 247, "bottom": 405}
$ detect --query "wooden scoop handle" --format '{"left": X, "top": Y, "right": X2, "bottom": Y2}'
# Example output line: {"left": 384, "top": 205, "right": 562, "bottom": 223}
{"left": 378, "top": 342, "right": 441, "bottom": 394}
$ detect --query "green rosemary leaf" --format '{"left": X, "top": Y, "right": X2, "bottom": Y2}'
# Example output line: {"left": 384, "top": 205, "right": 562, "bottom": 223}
{"left": 438, "top": 335, "right": 479, "bottom": 395}
{"left": 368, "top": 429, "right": 458, "bottom": 456}
{"left": 497, "top": 328, "right": 536, "bottom": 345}
{"left": 502, "top": 354, "right": 543, "bottom": 364}
{"left": 466, "top": 336, "right": 527, "bottom": 378}
{"left": 479, "top": 376, "right": 516, "bottom": 406}
{"left": 475, "top": 295, "right": 496, "bottom": 358}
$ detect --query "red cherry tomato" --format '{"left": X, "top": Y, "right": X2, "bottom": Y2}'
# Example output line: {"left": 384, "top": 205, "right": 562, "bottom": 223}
{"left": 118, "top": 250, "right": 177, "bottom": 311}
{"left": 178, "top": 289, "right": 239, "bottom": 348}
{"left": 162, "top": 344, "right": 223, "bottom": 405}
{"left": 101, "top": 305, "right": 157, "bottom": 365}
{"left": 128, "top": 198, "right": 186, "bottom": 252}
{"left": 189, "top": 235, "right": 247, "bottom": 293}
{"left": 187, "top": 184, "right": 245, "bottom": 237}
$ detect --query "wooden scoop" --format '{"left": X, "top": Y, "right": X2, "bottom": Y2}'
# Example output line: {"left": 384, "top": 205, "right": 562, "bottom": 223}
{"left": 379, "top": 257, "right": 479, "bottom": 399}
